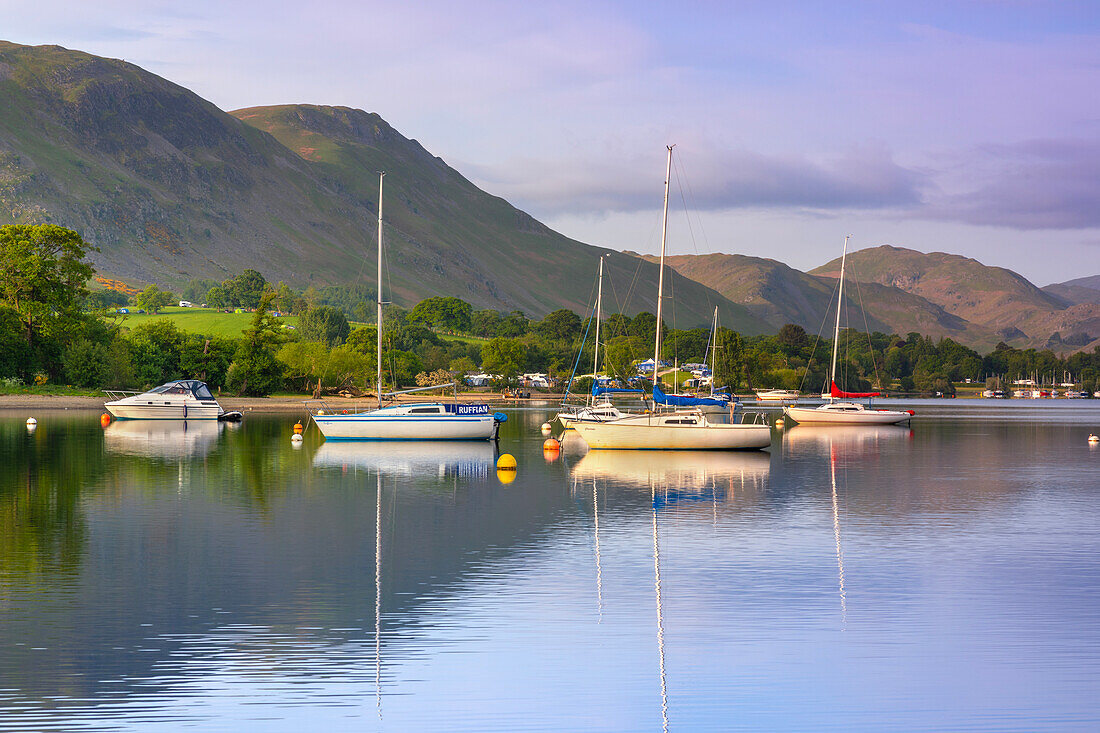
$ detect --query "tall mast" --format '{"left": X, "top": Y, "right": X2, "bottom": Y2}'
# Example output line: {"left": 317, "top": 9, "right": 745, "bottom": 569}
{"left": 376, "top": 172, "right": 385, "bottom": 409}
{"left": 829, "top": 235, "right": 850, "bottom": 396}
{"left": 592, "top": 255, "right": 604, "bottom": 382}
{"left": 653, "top": 145, "right": 674, "bottom": 388}
{"left": 709, "top": 306, "right": 718, "bottom": 395}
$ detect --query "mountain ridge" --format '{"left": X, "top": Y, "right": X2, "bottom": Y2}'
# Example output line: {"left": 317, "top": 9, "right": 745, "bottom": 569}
{"left": 0, "top": 41, "right": 768, "bottom": 332}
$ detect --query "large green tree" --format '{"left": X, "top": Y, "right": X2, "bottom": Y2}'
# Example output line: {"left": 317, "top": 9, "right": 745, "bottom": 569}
{"left": 481, "top": 337, "right": 527, "bottom": 383}
{"left": 712, "top": 327, "right": 744, "bottom": 391}
{"left": 133, "top": 284, "right": 173, "bottom": 315}
{"left": 0, "top": 224, "right": 95, "bottom": 345}
{"left": 298, "top": 305, "right": 350, "bottom": 346}
{"left": 226, "top": 292, "right": 286, "bottom": 396}
{"left": 408, "top": 297, "right": 473, "bottom": 333}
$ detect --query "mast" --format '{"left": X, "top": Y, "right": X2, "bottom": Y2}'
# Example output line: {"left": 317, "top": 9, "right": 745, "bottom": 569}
{"left": 592, "top": 255, "right": 604, "bottom": 386}
{"left": 708, "top": 306, "right": 718, "bottom": 395}
{"left": 377, "top": 172, "right": 385, "bottom": 409}
{"left": 653, "top": 145, "right": 674, "bottom": 389}
{"left": 829, "top": 235, "right": 850, "bottom": 397}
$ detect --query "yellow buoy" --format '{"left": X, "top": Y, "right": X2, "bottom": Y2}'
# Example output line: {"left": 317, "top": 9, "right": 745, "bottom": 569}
{"left": 497, "top": 468, "right": 517, "bottom": 484}
{"left": 496, "top": 453, "right": 517, "bottom": 470}
{"left": 293, "top": 422, "right": 304, "bottom": 435}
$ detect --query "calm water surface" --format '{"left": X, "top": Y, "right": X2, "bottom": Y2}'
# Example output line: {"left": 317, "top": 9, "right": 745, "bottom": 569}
{"left": 1, "top": 402, "right": 1098, "bottom": 731}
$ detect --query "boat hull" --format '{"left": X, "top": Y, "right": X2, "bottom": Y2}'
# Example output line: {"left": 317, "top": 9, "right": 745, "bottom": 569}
{"left": 573, "top": 419, "right": 771, "bottom": 450}
{"left": 104, "top": 402, "right": 221, "bottom": 420}
{"left": 313, "top": 414, "right": 498, "bottom": 441}
{"left": 783, "top": 405, "right": 912, "bottom": 425}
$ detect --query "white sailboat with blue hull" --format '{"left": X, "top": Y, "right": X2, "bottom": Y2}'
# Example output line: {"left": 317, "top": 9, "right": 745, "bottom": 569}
{"left": 308, "top": 172, "right": 506, "bottom": 441}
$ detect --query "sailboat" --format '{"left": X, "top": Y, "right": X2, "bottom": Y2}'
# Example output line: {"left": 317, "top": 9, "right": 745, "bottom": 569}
{"left": 783, "top": 237, "right": 913, "bottom": 426}
{"left": 557, "top": 255, "right": 643, "bottom": 429}
{"left": 571, "top": 146, "right": 772, "bottom": 451}
{"left": 308, "top": 172, "right": 506, "bottom": 441}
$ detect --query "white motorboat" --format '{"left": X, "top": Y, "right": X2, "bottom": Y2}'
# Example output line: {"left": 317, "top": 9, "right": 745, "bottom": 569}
{"left": 307, "top": 173, "right": 505, "bottom": 442}
{"left": 754, "top": 389, "right": 801, "bottom": 401}
{"left": 104, "top": 380, "right": 222, "bottom": 420}
{"left": 571, "top": 146, "right": 771, "bottom": 451}
{"left": 782, "top": 236, "right": 913, "bottom": 427}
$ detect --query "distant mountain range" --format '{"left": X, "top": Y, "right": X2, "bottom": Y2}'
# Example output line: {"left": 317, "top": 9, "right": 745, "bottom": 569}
{"left": 638, "top": 247, "right": 1100, "bottom": 352}
{"left": 0, "top": 40, "right": 1097, "bottom": 351}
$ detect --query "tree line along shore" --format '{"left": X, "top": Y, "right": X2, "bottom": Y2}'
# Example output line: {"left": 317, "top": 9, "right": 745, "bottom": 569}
{"left": 2, "top": 224, "right": 1098, "bottom": 400}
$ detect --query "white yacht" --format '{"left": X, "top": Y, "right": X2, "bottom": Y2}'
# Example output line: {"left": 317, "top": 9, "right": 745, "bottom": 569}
{"left": 312, "top": 401, "right": 503, "bottom": 441}
{"left": 783, "top": 236, "right": 913, "bottom": 427}
{"left": 754, "top": 389, "right": 801, "bottom": 401}
{"left": 572, "top": 408, "right": 772, "bottom": 450}
{"left": 557, "top": 400, "right": 626, "bottom": 429}
{"left": 567, "top": 146, "right": 771, "bottom": 451}
{"left": 104, "top": 380, "right": 223, "bottom": 420}
{"left": 306, "top": 172, "right": 505, "bottom": 442}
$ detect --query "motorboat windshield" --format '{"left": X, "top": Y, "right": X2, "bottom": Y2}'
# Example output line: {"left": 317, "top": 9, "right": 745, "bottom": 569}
{"left": 148, "top": 380, "right": 216, "bottom": 400}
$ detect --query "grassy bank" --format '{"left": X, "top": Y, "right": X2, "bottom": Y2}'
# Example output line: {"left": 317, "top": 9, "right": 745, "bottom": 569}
{"left": 115, "top": 306, "right": 299, "bottom": 337}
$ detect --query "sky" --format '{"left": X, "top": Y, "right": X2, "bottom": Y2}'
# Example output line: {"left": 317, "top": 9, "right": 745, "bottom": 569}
{"left": 4, "top": 0, "right": 1099, "bottom": 284}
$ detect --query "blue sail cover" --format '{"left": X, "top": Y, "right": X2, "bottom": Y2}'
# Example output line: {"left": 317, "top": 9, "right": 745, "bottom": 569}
{"left": 652, "top": 383, "right": 731, "bottom": 407}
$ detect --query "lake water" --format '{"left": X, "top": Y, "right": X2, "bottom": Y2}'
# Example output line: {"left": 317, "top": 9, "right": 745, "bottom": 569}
{"left": 1, "top": 402, "right": 1098, "bottom": 731}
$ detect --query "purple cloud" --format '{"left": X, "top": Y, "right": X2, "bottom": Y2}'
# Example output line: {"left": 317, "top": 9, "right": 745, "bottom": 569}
{"left": 471, "top": 144, "right": 928, "bottom": 217}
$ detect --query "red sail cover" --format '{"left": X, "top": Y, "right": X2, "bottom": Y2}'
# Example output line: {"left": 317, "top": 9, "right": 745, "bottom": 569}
{"left": 830, "top": 380, "right": 881, "bottom": 399}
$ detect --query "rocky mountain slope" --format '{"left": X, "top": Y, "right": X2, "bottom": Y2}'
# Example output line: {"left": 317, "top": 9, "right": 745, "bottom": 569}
{"left": 0, "top": 41, "right": 767, "bottom": 331}
{"left": 810, "top": 246, "right": 1099, "bottom": 349}
{"left": 1044, "top": 275, "right": 1100, "bottom": 306}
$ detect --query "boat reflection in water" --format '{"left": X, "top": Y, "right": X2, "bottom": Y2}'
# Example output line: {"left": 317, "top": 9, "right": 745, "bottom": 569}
{"left": 571, "top": 449, "right": 770, "bottom": 491}
{"left": 312, "top": 440, "right": 495, "bottom": 480}
{"left": 103, "top": 419, "right": 223, "bottom": 459}
{"left": 782, "top": 424, "right": 912, "bottom": 457}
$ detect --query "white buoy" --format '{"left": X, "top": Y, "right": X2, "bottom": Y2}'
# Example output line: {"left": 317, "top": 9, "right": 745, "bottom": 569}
{"left": 540, "top": 422, "right": 552, "bottom": 435}
{"left": 26, "top": 417, "right": 36, "bottom": 426}
{"left": 291, "top": 433, "right": 303, "bottom": 444}
{"left": 1089, "top": 433, "right": 1099, "bottom": 444}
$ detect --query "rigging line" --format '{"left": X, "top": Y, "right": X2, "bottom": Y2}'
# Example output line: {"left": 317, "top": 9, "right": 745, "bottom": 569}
{"left": 852, "top": 276, "right": 884, "bottom": 389}
{"left": 673, "top": 153, "right": 701, "bottom": 256}
{"left": 797, "top": 275, "right": 842, "bottom": 394}
{"left": 670, "top": 154, "right": 716, "bottom": 315}
{"left": 673, "top": 149, "right": 712, "bottom": 254}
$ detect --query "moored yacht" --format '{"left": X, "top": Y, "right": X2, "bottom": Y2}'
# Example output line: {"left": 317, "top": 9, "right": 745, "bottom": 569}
{"left": 104, "top": 380, "right": 223, "bottom": 420}
{"left": 782, "top": 236, "right": 913, "bottom": 427}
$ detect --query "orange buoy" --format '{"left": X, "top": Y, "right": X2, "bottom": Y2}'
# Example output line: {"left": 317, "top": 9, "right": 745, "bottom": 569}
{"left": 293, "top": 422, "right": 304, "bottom": 434}
{"left": 100, "top": 413, "right": 112, "bottom": 427}
{"left": 543, "top": 437, "right": 560, "bottom": 451}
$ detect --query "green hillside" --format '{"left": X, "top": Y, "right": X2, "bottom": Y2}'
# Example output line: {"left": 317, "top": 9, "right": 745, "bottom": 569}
{"left": 0, "top": 41, "right": 769, "bottom": 333}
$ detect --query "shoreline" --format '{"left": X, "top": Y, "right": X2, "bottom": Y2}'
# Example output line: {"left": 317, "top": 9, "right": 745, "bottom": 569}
{"left": 0, "top": 393, "right": 561, "bottom": 412}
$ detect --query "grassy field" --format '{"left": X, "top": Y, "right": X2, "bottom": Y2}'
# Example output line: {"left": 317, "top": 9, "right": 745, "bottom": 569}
{"left": 115, "top": 307, "right": 299, "bottom": 338}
